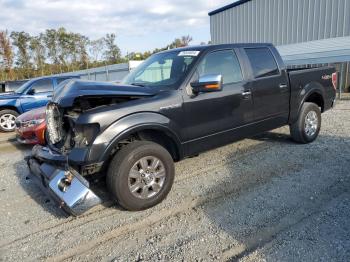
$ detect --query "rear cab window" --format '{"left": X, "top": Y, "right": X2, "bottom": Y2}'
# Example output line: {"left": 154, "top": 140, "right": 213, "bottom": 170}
{"left": 244, "top": 48, "right": 280, "bottom": 78}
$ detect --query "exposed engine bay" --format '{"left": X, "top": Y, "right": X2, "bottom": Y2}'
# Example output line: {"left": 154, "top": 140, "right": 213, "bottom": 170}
{"left": 46, "top": 95, "right": 141, "bottom": 154}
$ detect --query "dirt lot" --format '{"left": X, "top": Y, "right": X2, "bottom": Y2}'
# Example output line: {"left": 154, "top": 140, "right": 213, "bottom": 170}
{"left": 0, "top": 101, "right": 349, "bottom": 262}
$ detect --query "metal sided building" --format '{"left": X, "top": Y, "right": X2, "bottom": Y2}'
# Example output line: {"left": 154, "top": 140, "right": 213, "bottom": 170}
{"left": 209, "top": 0, "right": 350, "bottom": 96}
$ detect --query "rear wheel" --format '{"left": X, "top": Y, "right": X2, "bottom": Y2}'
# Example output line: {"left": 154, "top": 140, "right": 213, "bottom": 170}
{"left": 107, "top": 140, "right": 175, "bottom": 211}
{"left": 0, "top": 109, "right": 18, "bottom": 132}
{"left": 290, "top": 102, "right": 321, "bottom": 144}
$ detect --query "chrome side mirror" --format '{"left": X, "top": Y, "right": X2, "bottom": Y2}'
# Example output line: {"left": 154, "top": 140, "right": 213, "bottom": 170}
{"left": 190, "top": 74, "right": 223, "bottom": 93}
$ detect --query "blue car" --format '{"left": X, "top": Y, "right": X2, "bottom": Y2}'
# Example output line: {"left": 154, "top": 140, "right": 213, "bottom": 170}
{"left": 0, "top": 75, "right": 79, "bottom": 132}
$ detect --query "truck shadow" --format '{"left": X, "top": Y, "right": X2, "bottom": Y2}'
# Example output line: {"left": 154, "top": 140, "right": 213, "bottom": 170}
{"left": 5, "top": 141, "right": 65, "bottom": 218}
{"left": 13, "top": 159, "right": 69, "bottom": 218}
{"left": 201, "top": 132, "right": 350, "bottom": 261}
{"left": 251, "top": 131, "right": 295, "bottom": 144}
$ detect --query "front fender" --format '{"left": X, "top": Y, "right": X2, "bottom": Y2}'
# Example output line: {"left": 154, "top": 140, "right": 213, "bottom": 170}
{"left": 0, "top": 98, "right": 21, "bottom": 113}
{"left": 87, "top": 112, "right": 183, "bottom": 163}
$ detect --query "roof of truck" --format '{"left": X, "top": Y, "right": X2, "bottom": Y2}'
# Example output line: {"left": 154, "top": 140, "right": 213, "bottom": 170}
{"left": 158, "top": 43, "right": 273, "bottom": 54}
{"left": 33, "top": 75, "right": 79, "bottom": 80}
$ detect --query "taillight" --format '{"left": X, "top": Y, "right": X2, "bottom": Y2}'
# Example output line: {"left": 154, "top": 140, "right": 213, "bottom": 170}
{"left": 332, "top": 72, "right": 337, "bottom": 90}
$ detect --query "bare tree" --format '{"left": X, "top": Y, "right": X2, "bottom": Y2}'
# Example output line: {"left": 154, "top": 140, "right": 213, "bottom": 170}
{"left": 89, "top": 38, "right": 105, "bottom": 62}
{"left": 168, "top": 35, "right": 193, "bottom": 49}
{"left": 29, "top": 34, "right": 46, "bottom": 76}
{"left": 10, "top": 31, "right": 32, "bottom": 77}
{"left": 180, "top": 35, "right": 193, "bottom": 46}
{"left": 0, "top": 30, "right": 13, "bottom": 79}
{"left": 104, "top": 33, "right": 121, "bottom": 63}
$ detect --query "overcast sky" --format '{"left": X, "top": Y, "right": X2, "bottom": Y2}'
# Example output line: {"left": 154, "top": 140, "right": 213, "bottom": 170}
{"left": 0, "top": 0, "right": 234, "bottom": 54}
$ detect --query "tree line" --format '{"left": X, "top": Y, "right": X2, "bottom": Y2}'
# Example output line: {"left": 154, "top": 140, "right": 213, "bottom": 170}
{"left": 0, "top": 27, "right": 194, "bottom": 81}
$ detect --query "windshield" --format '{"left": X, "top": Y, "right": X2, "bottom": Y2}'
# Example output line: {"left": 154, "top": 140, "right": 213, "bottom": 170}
{"left": 122, "top": 51, "right": 199, "bottom": 89}
{"left": 14, "top": 80, "right": 32, "bottom": 94}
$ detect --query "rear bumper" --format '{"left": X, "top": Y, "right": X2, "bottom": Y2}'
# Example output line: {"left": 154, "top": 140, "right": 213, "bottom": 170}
{"left": 26, "top": 145, "right": 101, "bottom": 216}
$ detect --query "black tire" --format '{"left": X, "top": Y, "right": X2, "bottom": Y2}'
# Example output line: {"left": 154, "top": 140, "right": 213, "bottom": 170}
{"left": 290, "top": 102, "right": 321, "bottom": 144}
{"left": 107, "top": 140, "right": 175, "bottom": 211}
{"left": 0, "top": 109, "right": 19, "bottom": 132}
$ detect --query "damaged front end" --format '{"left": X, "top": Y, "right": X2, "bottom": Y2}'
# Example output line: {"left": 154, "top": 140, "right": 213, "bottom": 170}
{"left": 26, "top": 145, "right": 102, "bottom": 216}
{"left": 26, "top": 101, "right": 102, "bottom": 216}
{"left": 25, "top": 80, "right": 156, "bottom": 215}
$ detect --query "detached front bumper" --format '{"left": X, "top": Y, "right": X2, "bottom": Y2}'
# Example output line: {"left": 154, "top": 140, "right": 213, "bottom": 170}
{"left": 26, "top": 145, "right": 102, "bottom": 216}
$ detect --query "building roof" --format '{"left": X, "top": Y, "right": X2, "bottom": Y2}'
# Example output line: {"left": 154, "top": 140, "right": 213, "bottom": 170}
{"left": 208, "top": 0, "right": 252, "bottom": 16}
{"left": 277, "top": 36, "right": 350, "bottom": 65}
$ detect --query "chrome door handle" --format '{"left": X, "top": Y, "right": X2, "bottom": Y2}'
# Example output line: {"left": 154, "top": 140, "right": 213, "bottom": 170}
{"left": 242, "top": 91, "right": 251, "bottom": 96}
{"left": 279, "top": 84, "right": 288, "bottom": 89}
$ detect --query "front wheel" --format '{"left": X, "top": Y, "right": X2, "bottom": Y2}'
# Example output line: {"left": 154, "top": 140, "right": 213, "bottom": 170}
{"left": 0, "top": 109, "right": 19, "bottom": 132}
{"left": 107, "top": 140, "right": 175, "bottom": 211}
{"left": 290, "top": 102, "right": 321, "bottom": 144}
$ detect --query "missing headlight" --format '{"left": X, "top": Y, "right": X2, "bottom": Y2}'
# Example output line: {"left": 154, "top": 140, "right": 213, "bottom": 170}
{"left": 73, "top": 123, "right": 100, "bottom": 148}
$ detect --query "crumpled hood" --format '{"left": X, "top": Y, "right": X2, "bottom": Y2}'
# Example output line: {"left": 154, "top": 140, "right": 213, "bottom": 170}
{"left": 52, "top": 80, "right": 157, "bottom": 107}
{"left": 0, "top": 92, "right": 21, "bottom": 100}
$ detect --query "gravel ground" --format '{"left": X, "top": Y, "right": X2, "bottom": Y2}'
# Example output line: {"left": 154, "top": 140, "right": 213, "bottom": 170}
{"left": 0, "top": 101, "right": 349, "bottom": 262}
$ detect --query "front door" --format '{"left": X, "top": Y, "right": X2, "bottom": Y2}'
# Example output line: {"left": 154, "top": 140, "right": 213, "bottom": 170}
{"left": 182, "top": 49, "right": 253, "bottom": 155}
{"left": 20, "top": 78, "right": 54, "bottom": 112}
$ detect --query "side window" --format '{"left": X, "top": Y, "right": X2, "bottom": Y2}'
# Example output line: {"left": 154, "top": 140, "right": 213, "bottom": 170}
{"left": 245, "top": 48, "right": 279, "bottom": 78}
{"left": 197, "top": 50, "right": 243, "bottom": 85}
{"left": 30, "top": 79, "right": 53, "bottom": 93}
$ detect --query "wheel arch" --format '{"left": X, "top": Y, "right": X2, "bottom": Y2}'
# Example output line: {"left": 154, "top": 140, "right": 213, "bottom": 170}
{"left": 88, "top": 112, "right": 184, "bottom": 164}
{"left": 301, "top": 82, "right": 325, "bottom": 110}
{"left": 102, "top": 124, "right": 183, "bottom": 162}
{"left": 304, "top": 91, "right": 325, "bottom": 112}
{"left": 289, "top": 82, "right": 325, "bottom": 124}
{"left": 0, "top": 106, "right": 20, "bottom": 114}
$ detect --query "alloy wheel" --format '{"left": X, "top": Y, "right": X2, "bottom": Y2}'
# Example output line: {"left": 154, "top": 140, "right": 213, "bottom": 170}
{"left": 128, "top": 156, "right": 166, "bottom": 199}
{"left": 0, "top": 114, "right": 17, "bottom": 131}
{"left": 304, "top": 110, "right": 318, "bottom": 137}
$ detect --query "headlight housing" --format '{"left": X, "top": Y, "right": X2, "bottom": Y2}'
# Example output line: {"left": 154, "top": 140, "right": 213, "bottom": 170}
{"left": 22, "top": 118, "right": 45, "bottom": 128}
{"left": 46, "top": 103, "right": 64, "bottom": 144}
{"left": 73, "top": 124, "right": 100, "bottom": 148}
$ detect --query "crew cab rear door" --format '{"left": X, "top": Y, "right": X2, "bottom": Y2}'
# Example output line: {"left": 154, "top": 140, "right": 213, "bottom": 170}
{"left": 242, "top": 47, "right": 289, "bottom": 125}
{"left": 182, "top": 48, "right": 253, "bottom": 155}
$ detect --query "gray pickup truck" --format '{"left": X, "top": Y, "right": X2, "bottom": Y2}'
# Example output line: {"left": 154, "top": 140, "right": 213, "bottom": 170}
{"left": 26, "top": 43, "right": 337, "bottom": 216}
